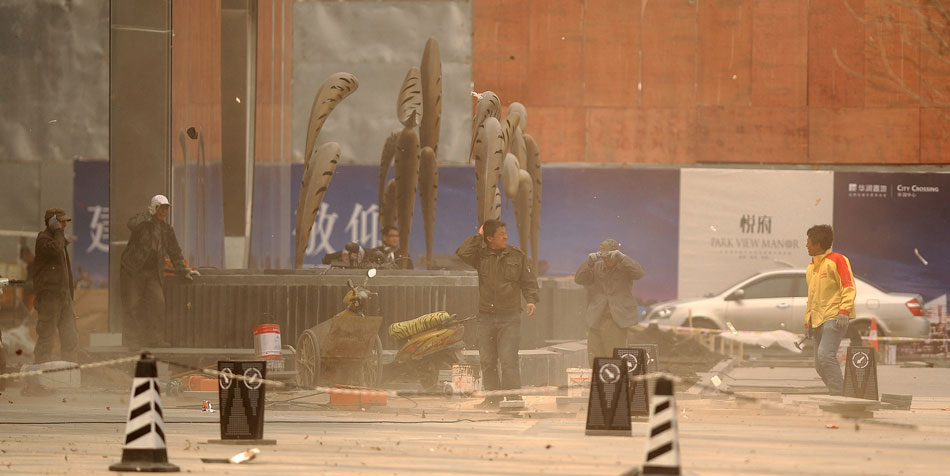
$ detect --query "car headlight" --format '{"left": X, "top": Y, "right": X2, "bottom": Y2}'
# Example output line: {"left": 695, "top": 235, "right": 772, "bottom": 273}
{"left": 654, "top": 306, "right": 675, "bottom": 319}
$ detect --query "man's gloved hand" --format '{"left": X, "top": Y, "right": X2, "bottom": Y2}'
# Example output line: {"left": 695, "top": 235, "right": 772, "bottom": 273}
{"left": 606, "top": 250, "right": 623, "bottom": 261}
{"left": 188, "top": 269, "right": 201, "bottom": 278}
{"left": 835, "top": 314, "right": 850, "bottom": 330}
{"left": 48, "top": 215, "right": 61, "bottom": 231}
{"left": 587, "top": 252, "right": 599, "bottom": 266}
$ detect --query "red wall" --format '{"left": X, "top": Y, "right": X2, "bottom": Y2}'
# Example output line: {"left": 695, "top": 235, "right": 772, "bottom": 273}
{"left": 473, "top": 0, "right": 950, "bottom": 165}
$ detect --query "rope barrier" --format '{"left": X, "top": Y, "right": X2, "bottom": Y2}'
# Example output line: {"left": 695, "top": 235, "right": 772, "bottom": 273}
{"left": 0, "top": 355, "right": 141, "bottom": 381}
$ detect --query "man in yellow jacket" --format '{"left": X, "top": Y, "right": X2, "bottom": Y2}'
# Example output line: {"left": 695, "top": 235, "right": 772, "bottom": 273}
{"left": 805, "top": 224, "right": 856, "bottom": 395}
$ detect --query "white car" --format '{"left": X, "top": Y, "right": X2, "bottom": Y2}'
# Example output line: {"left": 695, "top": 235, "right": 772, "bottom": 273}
{"left": 644, "top": 269, "right": 930, "bottom": 343}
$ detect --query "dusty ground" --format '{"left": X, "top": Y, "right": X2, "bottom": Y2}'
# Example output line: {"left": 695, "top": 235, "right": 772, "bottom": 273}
{"left": 3, "top": 300, "right": 948, "bottom": 475}
{"left": 1, "top": 363, "right": 949, "bottom": 476}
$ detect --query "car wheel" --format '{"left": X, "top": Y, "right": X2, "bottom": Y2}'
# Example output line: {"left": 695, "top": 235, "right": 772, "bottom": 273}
{"left": 690, "top": 318, "right": 719, "bottom": 330}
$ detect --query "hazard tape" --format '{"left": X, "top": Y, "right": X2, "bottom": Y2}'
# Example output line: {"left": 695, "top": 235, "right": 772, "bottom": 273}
{"left": 648, "top": 322, "right": 950, "bottom": 344}
{"left": 861, "top": 335, "right": 950, "bottom": 344}
{"left": 158, "top": 358, "right": 290, "bottom": 390}
{"left": 646, "top": 323, "right": 721, "bottom": 334}
{"left": 0, "top": 355, "right": 141, "bottom": 381}
{"left": 160, "top": 357, "right": 685, "bottom": 399}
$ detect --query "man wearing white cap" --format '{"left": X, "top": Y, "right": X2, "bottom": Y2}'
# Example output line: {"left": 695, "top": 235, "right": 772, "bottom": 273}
{"left": 120, "top": 195, "right": 198, "bottom": 348}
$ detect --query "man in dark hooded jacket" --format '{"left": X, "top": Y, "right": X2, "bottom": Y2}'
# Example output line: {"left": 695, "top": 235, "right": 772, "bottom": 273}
{"left": 32, "top": 208, "right": 79, "bottom": 364}
{"left": 120, "top": 195, "right": 197, "bottom": 348}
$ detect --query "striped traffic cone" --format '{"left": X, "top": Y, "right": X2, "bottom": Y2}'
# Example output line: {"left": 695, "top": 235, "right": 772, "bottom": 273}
{"left": 623, "top": 376, "right": 694, "bottom": 476}
{"left": 869, "top": 318, "right": 879, "bottom": 352}
{"left": 110, "top": 353, "right": 179, "bottom": 472}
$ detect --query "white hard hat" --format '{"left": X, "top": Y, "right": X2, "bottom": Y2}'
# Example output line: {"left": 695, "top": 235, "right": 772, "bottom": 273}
{"left": 148, "top": 194, "right": 170, "bottom": 215}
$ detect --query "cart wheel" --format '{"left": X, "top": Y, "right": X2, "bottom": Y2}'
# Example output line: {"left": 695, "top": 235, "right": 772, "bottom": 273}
{"left": 295, "top": 330, "right": 321, "bottom": 389}
{"left": 362, "top": 335, "right": 383, "bottom": 387}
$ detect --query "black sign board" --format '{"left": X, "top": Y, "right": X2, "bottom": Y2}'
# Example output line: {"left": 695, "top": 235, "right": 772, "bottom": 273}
{"left": 843, "top": 347, "right": 878, "bottom": 401}
{"left": 614, "top": 347, "right": 649, "bottom": 417}
{"left": 218, "top": 361, "right": 267, "bottom": 440}
{"left": 626, "top": 343, "right": 659, "bottom": 374}
{"left": 585, "top": 358, "right": 632, "bottom": 436}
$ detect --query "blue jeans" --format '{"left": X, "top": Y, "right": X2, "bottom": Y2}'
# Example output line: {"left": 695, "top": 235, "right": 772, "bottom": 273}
{"left": 814, "top": 320, "right": 849, "bottom": 394}
{"left": 476, "top": 312, "right": 522, "bottom": 398}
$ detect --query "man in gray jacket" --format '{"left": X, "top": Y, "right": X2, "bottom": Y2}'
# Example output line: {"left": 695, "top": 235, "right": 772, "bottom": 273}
{"left": 574, "top": 239, "right": 646, "bottom": 366}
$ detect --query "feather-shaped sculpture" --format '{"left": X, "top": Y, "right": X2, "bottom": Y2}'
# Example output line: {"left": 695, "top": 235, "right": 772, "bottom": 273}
{"left": 469, "top": 91, "right": 501, "bottom": 163}
{"left": 295, "top": 72, "right": 358, "bottom": 267}
{"left": 473, "top": 120, "right": 489, "bottom": 225}
{"left": 501, "top": 153, "right": 520, "bottom": 199}
{"left": 508, "top": 102, "right": 527, "bottom": 132}
{"left": 490, "top": 188, "right": 502, "bottom": 221}
{"left": 302, "top": 73, "right": 359, "bottom": 172}
{"left": 512, "top": 128, "right": 527, "bottom": 171}
{"left": 378, "top": 128, "right": 400, "bottom": 211}
{"left": 381, "top": 178, "right": 398, "bottom": 229}
{"left": 418, "top": 146, "right": 438, "bottom": 269}
{"left": 513, "top": 169, "right": 533, "bottom": 256}
{"left": 394, "top": 127, "right": 420, "bottom": 260}
{"left": 481, "top": 117, "right": 504, "bottom": 225}
{"left": 525, "top": 133, "right": 542, "bottom": 272}
{"left": 294, "top": 142, "right": 341, "bottom": 268}
{"left": 501, "top": 112, "right": 522, "bottom": 159}
{"left": 485, "top": 121, "right": 505, "bottom": 221}
{"left": 420, "top": 38, "right": 442, "bottom": 153}
{"left": 397, "top": 67, "right": 423, "bottom": 128}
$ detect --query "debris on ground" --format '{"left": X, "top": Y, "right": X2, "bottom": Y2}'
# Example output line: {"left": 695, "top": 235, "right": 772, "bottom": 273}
{"left": 627, "top": 324, "right": 727, "bottom": 388}
{"left": 200, "top": 447, "right": 260, "bottom": 464}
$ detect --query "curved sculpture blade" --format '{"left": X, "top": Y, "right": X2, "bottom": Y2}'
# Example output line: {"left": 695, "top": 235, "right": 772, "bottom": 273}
{"left": 397, "top": 67, "right": 423, "bottom": 128}
{"left": 294, "top": 142, "right": 341, "bottom": 268}
{"left": 394, "top": 127, "right": 420, "bottom": 260}
{"left": 419, "top": 146, "right": 438, "bottom": 269}
{"left": 525, "top": 133, "right": 542, "bottom": 272}
{"left": 420, "top": 37, "right": 442, "bottom": 153}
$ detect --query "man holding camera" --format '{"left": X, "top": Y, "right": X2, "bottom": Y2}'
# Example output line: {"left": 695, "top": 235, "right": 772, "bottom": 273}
{"left": 574, "top": 239, "right": 646, "bottom": 366}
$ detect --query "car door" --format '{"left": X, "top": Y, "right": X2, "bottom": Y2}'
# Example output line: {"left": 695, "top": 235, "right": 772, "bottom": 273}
{"left": 789, "top": 273, "right": 809, "bottom": 334}
{"left": 724, "top": 275, "right": 798, "bottom": 331}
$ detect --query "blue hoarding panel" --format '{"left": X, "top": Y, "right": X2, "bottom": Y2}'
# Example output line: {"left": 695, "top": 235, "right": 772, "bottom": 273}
{"left": 290, "top": 164, "right": 679, "bottom": 303}
{"left": 833, "top": 172, "right": 950, "bottom": 301}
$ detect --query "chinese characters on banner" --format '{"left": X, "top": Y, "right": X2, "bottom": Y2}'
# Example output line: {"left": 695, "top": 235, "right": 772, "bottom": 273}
{"left": 73, "top": 161, "right": 110, "bottom": 287}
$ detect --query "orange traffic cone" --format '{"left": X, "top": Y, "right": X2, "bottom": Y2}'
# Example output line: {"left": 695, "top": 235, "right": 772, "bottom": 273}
{"left": 868, "top": 318, "right": 879, "bottom": 352}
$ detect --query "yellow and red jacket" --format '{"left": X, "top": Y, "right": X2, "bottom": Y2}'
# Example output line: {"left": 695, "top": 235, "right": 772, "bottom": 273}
{"left": 805, "top": 250, "right": 856, "bottom": 329}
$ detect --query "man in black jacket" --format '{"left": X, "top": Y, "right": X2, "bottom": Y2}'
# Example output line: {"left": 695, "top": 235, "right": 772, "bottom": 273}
{"left": 373, "top": 225, "right": 413, "bottom": 269}
{"left": 574, "top": 239, "right": 646, "bottom": 366}
{"left": 32, "top": 208, "right": 79, "bottom": 365}
{"left": 120, "top": 195, "right": 197, "bottom": 348}
{"left": 457, "top": 219, "right": 539, "bottom": 408}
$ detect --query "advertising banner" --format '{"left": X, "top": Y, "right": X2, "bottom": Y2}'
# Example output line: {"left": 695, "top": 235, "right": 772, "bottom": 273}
{"left": 678, "top": 169, "right": 834, "bottom": 299}
{"left": 72, "top": 160, "right": 110, "bottom": 287}
{"left": 291, "top": 165, "right": 680, "bottom": 304}
{"left": 833, "top": 172, "right": 950, "bottom": 302}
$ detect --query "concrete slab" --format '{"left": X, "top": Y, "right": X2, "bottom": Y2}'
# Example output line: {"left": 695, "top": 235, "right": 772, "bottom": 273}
{"left": 726, "top": 366, "right": 950, "bottom": 398}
